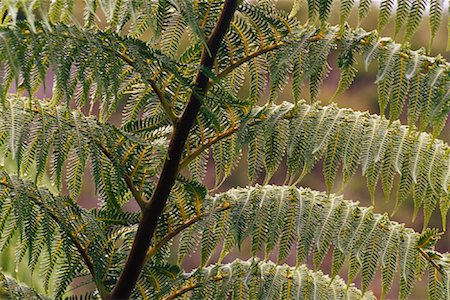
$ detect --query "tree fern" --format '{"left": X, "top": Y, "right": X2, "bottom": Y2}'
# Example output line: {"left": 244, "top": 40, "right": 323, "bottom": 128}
{"left": 0, "top": 0, "right": 449, "bottom": 299}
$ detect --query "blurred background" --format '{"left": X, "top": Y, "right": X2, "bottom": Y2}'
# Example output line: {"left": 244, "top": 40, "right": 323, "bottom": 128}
{"left": 2, "top": 0, "right": 450, "bottom": 298}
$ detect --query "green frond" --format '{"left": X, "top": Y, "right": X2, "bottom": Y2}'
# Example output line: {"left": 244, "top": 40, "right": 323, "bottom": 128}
{"left": 308, "top": 0, "right": 320, "bottom": 22}
{"left": 171, "top": 0, "right": 210, "bottom": 52}
{"left": 333, "top": 26, "right": 368, "bottom": 98}
{"left": 306, "top": 26, "right": 338, "bottom": 101}
{"left": 0, "top": 173, "right": 109, "bottom": 297}
{"left": 339, "top": 0, "right": 355, "bottom": 28}
{"left": 186, "top": 101, "right": 450, "bottom": 227}
{"left": 161, "top": 185, "right": 450, "bottom": 298}
{"left": 1, "top": 0, "right": 448, "bottom": 60}
{"left": 0, "top": 22, "right": 182, "bottom": 122}
{"left": 0, "top": 171, "right": 177, "bottom": 298}
{"left": 0, "top": 96, "right": 112, "bottom": 204}
{"left": 160, "top": 259, "right": 375, "bottom": 299}
{"left": 1, "top": 0, "right": 163, "bottom": 39}
{"left": 377, "top": 0, "right": 395, "bottom": 33}
{"left": 0, "top": 272, "right": 49, "bottom": 299}
{"left": 358, "top": 0, "right": 372, "bottom": 24}
{"left": 0, "top": 95, "right": 170, "bottom": 209}
{"left": 404, "top": 0, "right": 427, "bottom": 43}
{"left": 429, "top": 0, "right": 443, "bottom": 50}
{"left": 429, "top": 265, "right": 444, "bottom": 300}
{"left": 211, "top": 22, "right": 449, "bottom": 134}
{"left": 394, "top": 0, "right": 412, "bottom": 37}
{"left": 319, "top": 0, "right": 334, "bottom": 24}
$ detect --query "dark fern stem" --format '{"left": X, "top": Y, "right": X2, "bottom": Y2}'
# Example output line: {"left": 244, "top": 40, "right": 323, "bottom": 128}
{"left": 108, "top": 0, "right": 239, "bottom": 298}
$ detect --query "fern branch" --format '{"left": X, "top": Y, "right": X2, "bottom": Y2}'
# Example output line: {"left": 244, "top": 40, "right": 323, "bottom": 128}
{"left": 210, "top": 22, "right": 449, "bottom": 135}
{"left": 0, "top": 175, "right": 109, "bottom": 298}
{"left": 179, "top": 125, "right": 239, "bottom": 170}
{"left": 0, "top": 23, "right": 183, "bottom": 123}
{"left": 111, "top": 49, "right": 178, "bottom": 123}
{"left": 93, "top": 141, "right": 148, "bottom": 210}
{"left": 187, "top": 100, "right": 450, "bottom": 227}
{"left": 217, "top": 43, "right": 283, "bottom": 79}
{"left": 166, "top": 185, "right": 449, "bottom": 298}
{"left": 109, "top": 0, "right": 239, "bottom": 298}
{"left": 160, "top": 259, "right": 375, "bottom": 299}
{"left": 1, "top": 96, "right": 157, "bottom": 209}
{"left": 51, "top": 29, "right": 179, "bottom": 124}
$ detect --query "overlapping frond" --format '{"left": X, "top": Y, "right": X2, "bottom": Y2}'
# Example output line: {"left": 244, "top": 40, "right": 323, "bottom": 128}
{"left": 3, "top": 0, "right": 448, "bottom": 49}
{"left": 0, "top": 171, "right": 180, "bottom": 298}
{"left": 289, "top": 0, "right": 449, "bottom": 47}
{"left": 215, "top": 23, "right": 449, "bottom": 135}
{"left": 160, "top": 259, "right": 375, "bottom": 300}
{"left": 0, "top": 22, "right": 184, "bottom": 122}
{"left": 0, "top": 95, "right": 121, "bottom": 205}
{"left": 193, "top": 20, "right": 450, "bottom": 140}
{"left": 2, "top": 2, "right": 449, "bottom": 139}
{"left": 0, "top": 0, "right": 200, "bottom": 42}
{"left": 0, "top": 173, "right": 109, "bottom": 297}
{"left": 167, "top": 185, "right": 450, "bottom": 299}
{"left": 0, "top": 272, "right": 49, "bottom": 299}
{"left": 0, "top": 95, "right": 172, "bottom": 210}
{"left": 182, "top": 101, "right": 450, "bottom": 228}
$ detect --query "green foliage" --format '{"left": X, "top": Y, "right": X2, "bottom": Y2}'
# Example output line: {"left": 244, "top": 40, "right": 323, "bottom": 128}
{"left": 220, "top": 101, "right": 450, "bottom": 228}
{"left": 0, "top": 272, "right": 49, "bottom": 299}
{"left": 0, "top": 0, "right": 449, "bottom": 299}
{"left": 172, "top": 185, "right": 447, "bottom": 299}
{"left": 162, "top": 259, "right": 376, "bottom": 299}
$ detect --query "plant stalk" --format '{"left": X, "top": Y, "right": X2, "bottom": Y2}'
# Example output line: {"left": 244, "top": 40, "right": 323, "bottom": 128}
{"left": 108, "top": 0, "right": 239, "bottom": 298}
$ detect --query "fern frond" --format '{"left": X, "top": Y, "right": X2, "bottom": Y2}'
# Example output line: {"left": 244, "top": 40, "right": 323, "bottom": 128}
{"left": 0, "top": 22, "right": 182, "bottom": 122}
{"left": 394, "top": 0, "right": 412, "bottom": 37}
{"left": 1, "top": 0, "right": 448, "bottom": 58}
{"left": 339, "top": 0, "right": 355, "bottom": 28}
{"left": 1, "top": 0, "right": 167, "bottom": 39}
{"left": 160, "top": 259, "right": 375, "bottom": 300}
{"left": 0, "top": 171, "right": 177, "bottom": 297}
{"left": 358, "top": 0, "right": 372, "bottom": 24}
{"left": 404, "top": 0, "right": 427, "bottom": 42}
{"left": 158, "top": 185, "right": 450, "bottom": 298}
{"left": 212, "top": 22, "right": 449, "bottom": 133}
{"left": 0, "top": 173, "right": 109, "bottom": 297}
{"left": 183, "top": 101, "right": 450, "bottom": 226}
{"left": 0, "top": 272, "right": 49, "bottom": 299}
{"left": 377, "top": 0, "right": 395, "bottom": 33}
{"left": 429, "top": 0, "right": 443, "bottom": 50}
{"left": 0, "top": 95, "right": 170, "bottom": 209}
